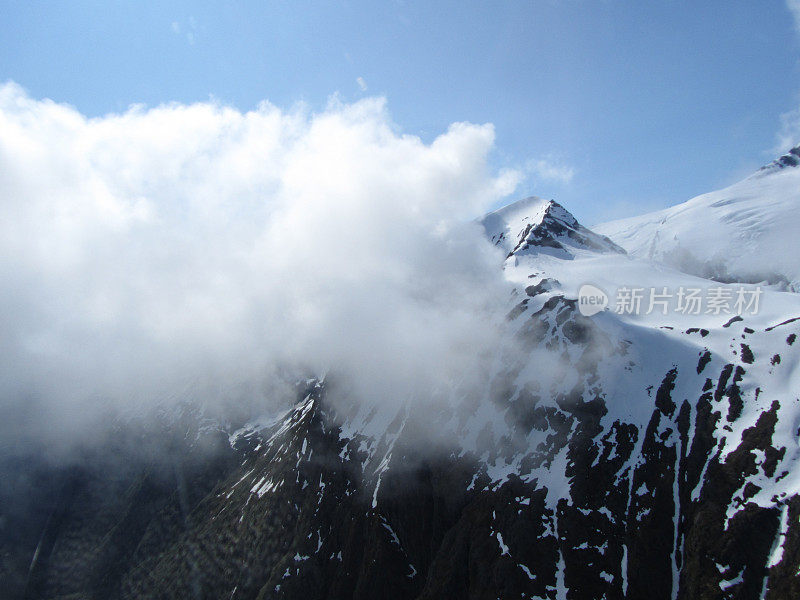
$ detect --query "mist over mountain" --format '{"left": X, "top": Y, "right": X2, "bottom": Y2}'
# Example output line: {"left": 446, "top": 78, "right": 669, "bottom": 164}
{"left": 3, "top": 88, "right": 800, "bottom": 600}
{"left": 0, "top": 82, "right": 516, "bottom": 455}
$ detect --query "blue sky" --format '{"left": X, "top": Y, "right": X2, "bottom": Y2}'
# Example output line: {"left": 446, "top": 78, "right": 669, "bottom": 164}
{"left": 2, "top": 0, "right": 800, "bottom": 224}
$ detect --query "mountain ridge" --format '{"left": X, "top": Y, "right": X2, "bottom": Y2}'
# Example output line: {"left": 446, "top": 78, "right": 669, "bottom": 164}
{"left": 757, "top": 143, "right": 800, "bottom": 174}
{"left": 482, "top": 196, "right": 625, "bottom": 259}
{"left": 596, "top": 147, "right": 800, "bottom": 292}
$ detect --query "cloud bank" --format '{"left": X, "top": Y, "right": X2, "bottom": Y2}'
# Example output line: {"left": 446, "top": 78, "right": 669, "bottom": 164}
{"left": 0, "top": 82, "right": 519, "bottom": 450}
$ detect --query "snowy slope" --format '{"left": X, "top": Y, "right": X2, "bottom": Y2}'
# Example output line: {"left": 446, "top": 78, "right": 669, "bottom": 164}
{"left": 595, "top": 146, "right": 800, "bottom": 291}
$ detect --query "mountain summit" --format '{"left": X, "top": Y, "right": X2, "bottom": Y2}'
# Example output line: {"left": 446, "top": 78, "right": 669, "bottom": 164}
{"left": 758, "top": 144, "right": 800, "bottom": 173}
{"left": 482, "top": 196, "right": 624, "bottom": 259}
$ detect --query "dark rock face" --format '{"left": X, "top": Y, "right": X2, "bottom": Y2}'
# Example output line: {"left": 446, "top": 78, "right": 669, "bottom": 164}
{"left": 760, "top": 145, "right": 800, "bottom": 172}
{"left": 9, "top": 416, "right": 238, "bottom": 600}
{"left": 505, "top": 200, "right": 625, "bottom": 258}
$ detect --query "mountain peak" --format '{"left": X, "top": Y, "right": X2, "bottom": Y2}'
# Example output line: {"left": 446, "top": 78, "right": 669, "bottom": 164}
{"left": 484, "top": 195, "right": 559, "bottom": 221}
{"left": 758, "top": 144, "right": 800, "bottom": 174}
{"left": 481, "top": 196, "right": 624, "bottom": 259}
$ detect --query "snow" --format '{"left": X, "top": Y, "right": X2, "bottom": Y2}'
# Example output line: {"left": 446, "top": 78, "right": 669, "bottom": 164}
{"left": 251, "top": 477, "right": 279, "bottom": 498}
{"left": 380, "top": 516, "right": 401, "bottom": 547}
{"left": 496, "top": 531, "right": 510, "bottom": 556}
{"left": 481, "top": 197, "right": 555, "bottom": 248}
{"left": 596, "top": 163, "right": 800, "bottom": 291}
{"left": 518, "top": 563, "right": 535, "bottom": 580}
{"left": 482, "top": 195, "right": 622, "bottom": 259}
{"left": 621, "top": 544, "right": 628, "bottom": 595}
{"left": 719, "top": 568, "right": 744, "bottom": 591}
{"left": 554, "top": 548, "right": 567, "bottom": 599}
{"left": 766, "top": 503, "right": 790, "bottom": 568}
{"left": 228, "top": 411, "right": 285, "bottom": 448}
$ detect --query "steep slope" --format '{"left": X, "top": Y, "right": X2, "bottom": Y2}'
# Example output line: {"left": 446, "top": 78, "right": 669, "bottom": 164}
{"left": 595, "top": 146, "right": 800, "bottom": 291}
{"left": 482, "top": 196, "right": 625, "bottom": 259}
{"left": 9, "top": 198, "right": 800, "bottom": 600}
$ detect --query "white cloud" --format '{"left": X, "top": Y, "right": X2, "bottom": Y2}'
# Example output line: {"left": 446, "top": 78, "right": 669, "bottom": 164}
{"left": 356, "top": 76, "right": 368, "bottom": 91}
{"left": 775, "top": 104, "right": 800, "bottom": 152}
{"left": 0, "top": 82, "right": 518, "bottom": 448}
{"left": 771, "top": 3, "right": 800, "bottom": 153}
{"left": 787, "top": 0, "right": 800, "bottom": 33}
{"left": 526, "top": 156, "right": 575, "bottom": 185}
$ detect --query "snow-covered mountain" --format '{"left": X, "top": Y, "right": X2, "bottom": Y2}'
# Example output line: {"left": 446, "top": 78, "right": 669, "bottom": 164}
{"left": 481, "top": 196, "right": 625, "bottom": 258}
{"left": 595, "top": 146, "right": 800, "bottom": 291}
{"left": 9, "top": 177, "right": 800, "bottom": 599}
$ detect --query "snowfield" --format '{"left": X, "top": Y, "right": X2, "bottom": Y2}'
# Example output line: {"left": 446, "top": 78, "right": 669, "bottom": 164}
{"left": 596, "top": 146, "right": 800, "bottom": 292}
